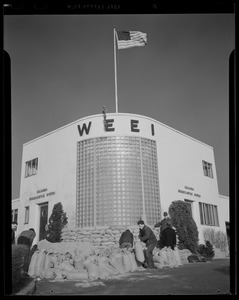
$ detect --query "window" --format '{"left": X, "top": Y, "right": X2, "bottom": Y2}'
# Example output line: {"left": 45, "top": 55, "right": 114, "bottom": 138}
{"left": 202, "top": 160, "right": 213, "bottom": 178}
{"left": 76, "top": 136, "right": 160, "bottom": 227}
{"left": 12, "top": 209, "right": 18, "bottom": 223}
{"left": 25, "top": 158, "right": 38, "bottom": 177}
{"left": 199, "top": 202, "right": 219, "bottom": 226}
{"left": 24, "top": 206, "right": 30, "bottom": 224}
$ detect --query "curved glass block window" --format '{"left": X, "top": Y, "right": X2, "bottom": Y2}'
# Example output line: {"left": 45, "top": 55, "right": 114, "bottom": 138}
{"left": 141, "top": 138, "right": 161, "bottom": 225}
{"left": 76, "top": 136, "right": 161, "bottom": 227}
{"left": 76, "top": 139, "right": 95, "bottom": 227}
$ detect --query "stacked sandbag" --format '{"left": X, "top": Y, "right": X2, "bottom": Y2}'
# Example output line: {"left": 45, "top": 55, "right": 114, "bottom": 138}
{"left": 60, "top": 225, "right": 158, "bottom": 249}
{"left": 37, "top": 239, "right": 95, "bottom": 257}
{"left": 28, "top": 243, "right": 140, "bottom": 281}
{"left": 178, "top": 249, "right": 192, "bottom": 264}
{"left": 173, "top": 247, "right": 183, "bottom": 266}
{"left": 134, "top": 241, "right": 145, "bottom": 264}
{"left": 153, "top": 247, "right": 188, "bottom": 269}
{"left": 153, "top": 247, "right": 169, "bottom": 269}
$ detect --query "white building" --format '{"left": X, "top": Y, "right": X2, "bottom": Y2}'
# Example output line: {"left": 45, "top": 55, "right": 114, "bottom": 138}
{"left": 12, "top": 113, "right": 229, "bottom": 245}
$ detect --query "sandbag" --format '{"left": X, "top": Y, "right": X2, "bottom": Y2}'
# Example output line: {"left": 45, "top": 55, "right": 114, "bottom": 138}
{"left": 153, "top": 254, "right": 161, "bottom": 263}
{"left": 52, "top": 268, "right": 68, "bottom": 279}
{"left": 165, "top": 248, "right": 177, "bottom": 268}
{"left": 129, "top": 253, "right": 138, "bottom": 272}
{"left": 98, "top": 264, "right": 110, "bottom": 280}
{"left": 74, "top": 259, "right": 84, "bottom": 271}
{"left": 98, "top": 261, "right": 119, "bottom": 276}
{"left": 67, "top": 270, "right": 88, "bottom": 281}
{"left": 173, "top": 247, "right": 183, "bottom": 266}
{"left": 28, "top": 251, "right": 39, "bottom": 276}
{"left": 122, "top": 253, "right": 132, "bottom": 273}
{"left": 134, "top": 242, "right": 145, "bottom": 263}
{"left": 58, "top": 260, "right": 75, "bottom": 272}
{"left": 34, "top": 249, "right": 46, "bottom": 276}
{"left": 159, "top": 248, "right": 169, "bottom": 267}
{"left": 84, "top": 263, "right": 99, "bottom": 281}
{"left": 43, "top": 253, "right": 53, "bottom": 270}
{"left": 109, "top": 253, "right": 125, "bottom": 274}
{"left": 154, "top": 262, "right": 164, "bottom": 269}
{"left": 41, "top": 268, "right": 56, "bottom": 279}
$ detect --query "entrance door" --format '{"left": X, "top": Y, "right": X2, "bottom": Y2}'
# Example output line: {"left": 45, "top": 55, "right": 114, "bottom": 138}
{"left": 39, "top": 203, "right": 48, "bottom": 241}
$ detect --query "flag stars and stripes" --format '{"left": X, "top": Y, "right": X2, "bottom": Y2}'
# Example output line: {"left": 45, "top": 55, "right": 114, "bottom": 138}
{"left": 116, "top": 30, "right": 147, "bottom": 49}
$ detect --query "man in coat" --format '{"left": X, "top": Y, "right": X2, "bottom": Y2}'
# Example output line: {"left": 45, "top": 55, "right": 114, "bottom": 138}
{"left": 17, "top": 228, "right": 36, "bottom": 275}
{"left": 154, "top": 212, "right": 171, "bottom": 248}
{"left": 119, "top": 229, "right": 134, "bottom": 249}
{"left": 161, "top": 221, "right": 177, "bottom": 250}
{"left": 137, "top": 220, "right": 157, "bottom": 269}
{"left": 154, "top": 212, "right": 171, "bottom": 234}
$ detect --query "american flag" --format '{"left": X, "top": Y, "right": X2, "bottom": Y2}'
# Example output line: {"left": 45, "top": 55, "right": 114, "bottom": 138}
{"left": 116, "top": 31, "right": 147, "bottom": 50}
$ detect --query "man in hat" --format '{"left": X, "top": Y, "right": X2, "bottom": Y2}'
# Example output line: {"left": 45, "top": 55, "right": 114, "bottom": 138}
{"left": 154, "top": 212, "right": 171, "bottom": 247}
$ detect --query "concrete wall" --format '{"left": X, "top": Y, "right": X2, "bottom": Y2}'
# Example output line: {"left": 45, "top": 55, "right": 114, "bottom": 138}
{"left": 12, "top": 113, "right": 228, "bottom": 244}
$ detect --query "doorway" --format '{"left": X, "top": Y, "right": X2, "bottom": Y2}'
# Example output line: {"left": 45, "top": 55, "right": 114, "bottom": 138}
{"left": 39, "top": 203, "right": 48, "bottom": 241}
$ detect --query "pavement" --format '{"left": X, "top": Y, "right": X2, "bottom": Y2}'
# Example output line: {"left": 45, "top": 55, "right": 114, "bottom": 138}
{"left": 16, "top": 258, "right": 233, "bottom": 295}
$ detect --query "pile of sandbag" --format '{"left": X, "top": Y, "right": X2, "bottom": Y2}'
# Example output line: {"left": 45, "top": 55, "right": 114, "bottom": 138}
{"left": 37, "top": 239, "right": 95, "bottom": 257}
{"left": 28, "top": 244, "right": 140, "bottom": 281}
{"left": 153, "top": 247, "right": 183, "bottom": 269}
{"left": 60, "top": 225, "right": 159, "bottom": 248}
{"left": 152, "top": 247, "right": 192, "bottom": 268}
{"left": 177, "top": 249, "right": 192, "bottom": 264}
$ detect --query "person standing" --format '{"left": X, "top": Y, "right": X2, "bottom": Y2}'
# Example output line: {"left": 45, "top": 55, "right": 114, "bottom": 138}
{"left": 17, "top": 228, "right": 36, "bottom": 275}
{"left": 137, "top": 220, "right": 157, "bottom": 269}
{"left": 154, "top": 212, "right": 171, "bottom": 247}
{"left": 119, "top": 229, "right": 134, "bottom": 249}
{"left": 161, "top": 221, "right": 177, "bottom": 250}
{"left": 12, "top": 221, "right": 18, "bottom": 244}
{"left": 154, "top": 212, "right": 171, "bottom": 234}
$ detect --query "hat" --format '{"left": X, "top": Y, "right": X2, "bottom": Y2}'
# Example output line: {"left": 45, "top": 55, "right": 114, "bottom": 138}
{"left": 163, "top": 212, "right": 168, "bottom": 217}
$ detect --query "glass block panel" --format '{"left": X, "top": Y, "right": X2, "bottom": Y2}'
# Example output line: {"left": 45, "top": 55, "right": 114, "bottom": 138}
{"left": 76, "top": 136, "right": 161, "bottom": 227}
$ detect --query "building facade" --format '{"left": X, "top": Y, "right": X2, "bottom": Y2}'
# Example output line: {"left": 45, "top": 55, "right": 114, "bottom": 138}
{"left": 12, "top": 113, "right": 229, "bottom": 244}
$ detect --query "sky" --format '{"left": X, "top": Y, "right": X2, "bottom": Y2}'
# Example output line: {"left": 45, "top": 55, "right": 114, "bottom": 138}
{"left": 4, "top": 12, "right": 234, "bottom": 199}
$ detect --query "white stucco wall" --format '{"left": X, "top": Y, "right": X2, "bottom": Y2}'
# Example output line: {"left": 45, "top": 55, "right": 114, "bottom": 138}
{"left": 13, "top": 113, "right": 228, "bottom": 244}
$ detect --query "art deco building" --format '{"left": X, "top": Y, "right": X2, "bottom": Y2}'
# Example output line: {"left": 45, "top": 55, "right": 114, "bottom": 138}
{"left": 12, "top": 113, "right": 229, "bottom": 243}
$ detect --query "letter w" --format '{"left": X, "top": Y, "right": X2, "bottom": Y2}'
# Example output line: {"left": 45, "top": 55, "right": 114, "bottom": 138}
{"left": 77, "top": 122, "right": 92, "bottom": 136}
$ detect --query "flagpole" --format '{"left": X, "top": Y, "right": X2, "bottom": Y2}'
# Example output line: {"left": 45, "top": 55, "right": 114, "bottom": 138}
{"left": 113, "top": 27, "right": 118, "bottom": 113}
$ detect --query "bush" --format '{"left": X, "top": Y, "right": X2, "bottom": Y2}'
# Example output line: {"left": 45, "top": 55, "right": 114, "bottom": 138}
{"left": 197, "top": 240, "right": 215, "bottom": 260}
{"left": 47, "top": 202, "right": 68, "bottom": 243}
{"left": 12, "top": 245, "right": 29, "bottom": 286}
{"left": 169, "top": 200, "right": 199, "bottom": 253}
{"left": 203, "top": 228, "right": 228, "bottom": 252}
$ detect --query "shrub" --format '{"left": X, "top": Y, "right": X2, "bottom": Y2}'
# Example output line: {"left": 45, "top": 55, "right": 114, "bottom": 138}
{"left": 12, "top": 245, "right": 29, "bottom": 286}
{"left": 168, "top": 200, "right": 199, "bottom": 253}
{"left": 203, "top": 228, "right": 228, "bottom": 252}
{"left": 47, "top": 202, "right": 68, "bottom": 243}
{"left": 202, "top": 228, "right": 215, "bottom": 245}
{"left": 197, "top": 240, "right": 215, "bottom": 260}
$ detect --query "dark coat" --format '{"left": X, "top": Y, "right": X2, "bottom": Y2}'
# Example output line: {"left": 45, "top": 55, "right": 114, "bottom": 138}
{"left": 139, "top": 225, "right": 157, "bottom": 247}
{"left": 119, "top": 229, "right": 133, "bottom": 245}
{"left": 161, "top": 226, "right": 177, "bottom": 250}
{"left": 18, "top": 230, "right": 36, "bottom": 248}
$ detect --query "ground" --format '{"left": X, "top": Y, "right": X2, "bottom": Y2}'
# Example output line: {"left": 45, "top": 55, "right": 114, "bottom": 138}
{"left": 32, "top": 259, "right": 231, "bottom": 295}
